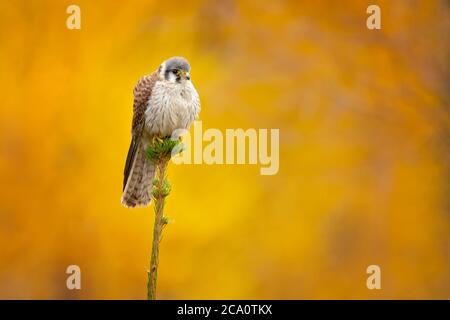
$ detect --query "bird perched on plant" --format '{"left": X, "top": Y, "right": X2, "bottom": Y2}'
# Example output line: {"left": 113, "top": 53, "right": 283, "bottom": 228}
{"left": 121, "top": 57, "right": 200, "bottom": 208}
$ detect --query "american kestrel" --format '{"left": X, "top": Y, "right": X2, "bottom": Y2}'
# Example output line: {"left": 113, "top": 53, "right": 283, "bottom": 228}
{"left": 121, "top": 57, "right": 200, "bottom": 208}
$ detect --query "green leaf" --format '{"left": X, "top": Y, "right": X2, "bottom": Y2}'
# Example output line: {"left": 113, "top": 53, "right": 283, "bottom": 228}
{"left": 145, "top": 136, "right": 182, "bottom": 163}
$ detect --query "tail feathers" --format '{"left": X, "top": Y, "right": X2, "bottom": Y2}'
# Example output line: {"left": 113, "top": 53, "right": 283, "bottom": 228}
{"left": 121, "top": 143, "right": 155, "bottom": 208}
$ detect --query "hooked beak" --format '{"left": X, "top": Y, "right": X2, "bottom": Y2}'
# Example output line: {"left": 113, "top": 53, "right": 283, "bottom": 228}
{"left": 177, "top": 70, "right": 190, "bottom": 81}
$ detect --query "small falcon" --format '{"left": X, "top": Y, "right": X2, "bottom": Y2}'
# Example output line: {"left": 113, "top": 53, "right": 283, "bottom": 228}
{"left": 121, "top": 57, "right": 200, "bottom": 208}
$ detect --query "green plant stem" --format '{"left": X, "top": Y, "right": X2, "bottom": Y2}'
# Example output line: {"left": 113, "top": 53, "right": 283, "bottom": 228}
{"left": 147, "top": 159, "right": 169, "bottom": 300}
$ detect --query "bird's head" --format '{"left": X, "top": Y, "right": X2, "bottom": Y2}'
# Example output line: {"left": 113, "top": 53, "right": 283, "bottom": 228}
{"left": 158, "top": 56, "right": 191, "bottom": 84}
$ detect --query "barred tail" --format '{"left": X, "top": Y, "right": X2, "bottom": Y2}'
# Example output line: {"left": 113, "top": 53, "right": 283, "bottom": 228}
{"left": 121, "top": 141, "right": 155, "bottom": 208}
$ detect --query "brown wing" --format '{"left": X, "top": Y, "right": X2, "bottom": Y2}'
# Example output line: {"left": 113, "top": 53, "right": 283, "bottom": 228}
{"left": 123, "top": 72, "right": 159, "bottom": 191}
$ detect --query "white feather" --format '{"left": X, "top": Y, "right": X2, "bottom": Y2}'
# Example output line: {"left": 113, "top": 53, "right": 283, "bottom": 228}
{"left": 144, "top": 80, "right": 200, "bottom": 137}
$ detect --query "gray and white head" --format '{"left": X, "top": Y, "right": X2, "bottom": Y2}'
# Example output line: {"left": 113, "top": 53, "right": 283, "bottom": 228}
{"left": 158, "top": 56, "right": 191, "bottom": 83}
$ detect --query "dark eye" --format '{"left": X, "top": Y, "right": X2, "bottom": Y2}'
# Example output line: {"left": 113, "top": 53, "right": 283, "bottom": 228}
{"left": 172, "top": 69, "right": 178, "bottom": 74}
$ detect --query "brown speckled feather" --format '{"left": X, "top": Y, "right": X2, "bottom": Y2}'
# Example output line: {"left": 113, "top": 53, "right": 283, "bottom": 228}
{"left": 131, "top": 72, "right": 159, "bottom": 139}
{"left": 122, "top": 72, "right": 159, "bottom": 207}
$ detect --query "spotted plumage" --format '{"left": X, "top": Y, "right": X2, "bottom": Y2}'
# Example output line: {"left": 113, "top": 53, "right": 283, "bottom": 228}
{"left": 122, "top": 57, "right": 200, "bottom": 208}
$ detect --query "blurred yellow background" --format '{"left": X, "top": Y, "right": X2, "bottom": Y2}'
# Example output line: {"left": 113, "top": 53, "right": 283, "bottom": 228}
{"left": 0, "top": 0, "right": 449, "bottom": 299}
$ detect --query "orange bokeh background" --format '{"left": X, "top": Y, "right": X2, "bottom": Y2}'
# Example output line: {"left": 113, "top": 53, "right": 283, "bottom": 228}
{"left": 0, "top": 0, "right": 449, "bottom": 299}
